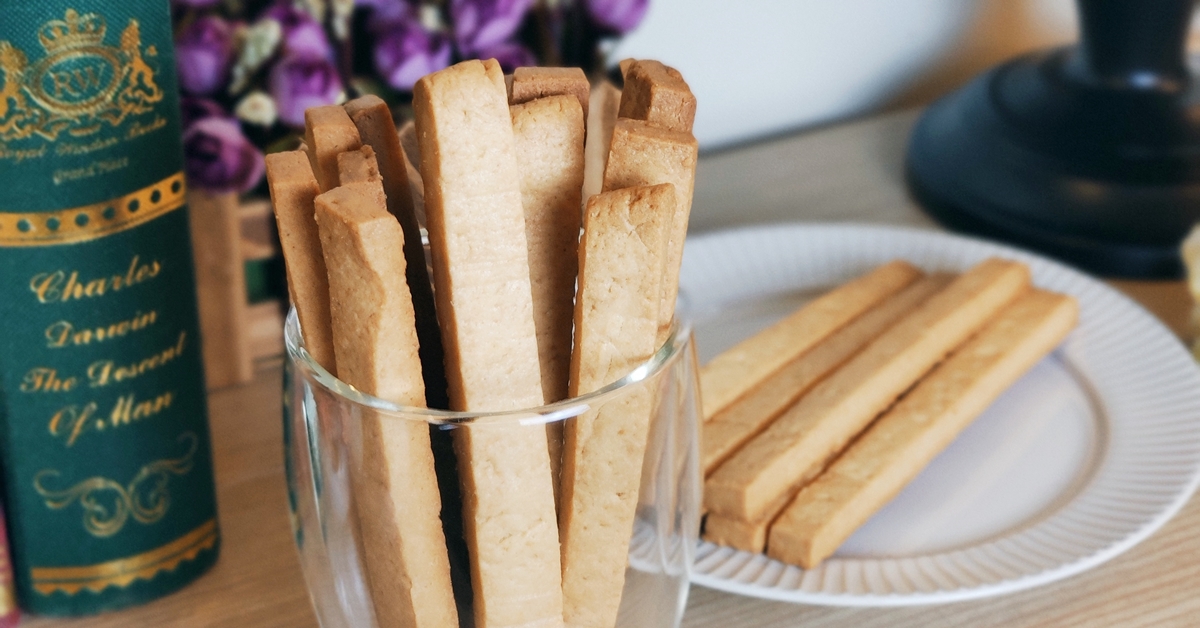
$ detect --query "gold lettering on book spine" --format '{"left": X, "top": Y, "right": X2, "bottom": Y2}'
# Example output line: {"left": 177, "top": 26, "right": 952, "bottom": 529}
{"left": 0, "top": 9, "right": 162, "bottom": 142}
{"left": 29, "top": 519, "right": 217, "bottom": 596}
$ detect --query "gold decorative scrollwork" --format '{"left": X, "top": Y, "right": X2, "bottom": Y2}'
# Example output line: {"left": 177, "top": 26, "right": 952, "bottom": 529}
{"left": 33, "top": 432, "right": 197, "bottom": 537}
{"left": 0, "top": 8, "right": 163, "bottom": 143}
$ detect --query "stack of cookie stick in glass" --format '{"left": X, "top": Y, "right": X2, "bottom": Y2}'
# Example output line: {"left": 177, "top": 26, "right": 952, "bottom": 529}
{"left": 699, "top": 258, "right": 1079, "bottom": 568}
{"left": 265, "top": 57, "right": 697, "bottom": 628}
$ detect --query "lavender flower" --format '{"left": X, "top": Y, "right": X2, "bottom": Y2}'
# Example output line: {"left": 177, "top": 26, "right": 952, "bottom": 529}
{"left": 480, "top": 41, "right": 537, "bottom": 73}
{"left": 175, "top": 16, "right": 235, "bottom": 96}
{"left": 172, "top": 0, "right": 222, "bottom": 9}
{"left": 373, "top": 20, "right": 452, "bottom": 91}
{"left": 450, "top": 0, "right": 533, "bottom": 55}
{"left": 262, "top": 3, "right": 334, "bottom": 60}
{"left": 359, "top": 0, "right": 414, "bottom": 26}
{"left": 584, "top": 0, "right": 648, "bottom": 34}
{"left": 268, "top": 54, "right": 343, "bottom": 127}
{"left": 183, "top": 116, "right": 265, "bottom": 194}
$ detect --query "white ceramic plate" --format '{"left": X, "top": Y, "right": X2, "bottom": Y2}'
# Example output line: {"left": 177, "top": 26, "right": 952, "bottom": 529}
{"left": 680, "top": 223, "right": 1200, "bottom": 606}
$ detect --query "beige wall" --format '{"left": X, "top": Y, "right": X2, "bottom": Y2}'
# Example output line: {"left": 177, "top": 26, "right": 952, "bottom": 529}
{"left": 613, "top": 0, "right": 1197, "bottom": 147}
{"left": 892, "top": 0, "right": 1200, "bottom": 108}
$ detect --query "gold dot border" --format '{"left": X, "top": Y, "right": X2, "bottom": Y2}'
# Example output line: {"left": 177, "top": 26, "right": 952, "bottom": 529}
{"left": 0, "top": 172, "right": 186, "bottom": 247}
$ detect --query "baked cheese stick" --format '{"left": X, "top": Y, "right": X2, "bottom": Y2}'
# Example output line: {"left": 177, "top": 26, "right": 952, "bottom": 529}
{"left": 705, "top": 258, "right": 1030, "bottom": 522}
{"left": 768, "top": 290, "right": 1078, "bottom": 568}
{"left": 602, "top": 119, "right": 699, "bottom": 342}
{"left": 700, "top": 260, "right": 922, "bottom": 422}
{"left": 560, "top": 183, "right": 674, "bottom": 628}
{"left": 618, "top": 60, "right": 697, "bottom": 133}
{"left": 413, "top": 59, "right": 563, "bottom": 628}
{"left": 510, "top": 66, "right": 591, "bottom": 120}
{"left": 304, "top": 104, "right": 362, "bottom": 192}
{"left": 702, "top": 273, "right": 951, "bottom": 477}
{"left": 582, "top": 80, "right": 621, "bottom": 203}
{"left": 511, "top": 94, "right": 586, "bottom": 404}
{"left": 346, "top": 95, "right": 449, "bottom": 409}
{"left": 313, "top": 181, "right": 457, "bottom": 628}
{"left": 265, "top": 150, "right": 336, "bottom": 372}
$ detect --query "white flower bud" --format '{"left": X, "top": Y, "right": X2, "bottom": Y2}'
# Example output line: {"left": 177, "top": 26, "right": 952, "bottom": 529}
{"left": 234, "top": 91, "right": 278, "bottom": 127}
{"left": 296, "top": 0, "right": 327, "bottom": 22}
{"left": 229, "top": 19, "right": 282, "bottom": 94}
{"left": 419, "top": 5, "right": 445, "bottom": 32}
{"left": 331, "top": 0, "right": 354, "bottom": 40}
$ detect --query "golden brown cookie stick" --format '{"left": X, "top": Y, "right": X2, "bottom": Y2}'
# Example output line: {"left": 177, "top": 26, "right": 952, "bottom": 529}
{"left": 618, "top": 58, "right": 634, "bottom": 78}
{"left": 304, "top": 105, "right": 362, "bottom": 192}
{"left": 511, "top": 94, "right": 587, "bottom": 511}
{"left": 313, "top": 181, "right": 457, "bottom": 628}
{"left": 603, "top": 118, "right": 699, "bottom": 342}
{"left": 395, "top": 120, "right": 426, "bottom": 225}
{"left": 618, "top": 59, "right": 697, "bottom": 133}
{"left": 559, "top": 184, "right": 674, "bottom": 628}
{"left": 510, "top": 66, "right": 590, "bottom": 120}
{"left": 768, "top": 290, "right": 1078, "bottom": 568}
{"left": 413, "top": 59, "right": 562, "bottom": 628}
{"left": 397, "top": 119, "right": 422, "bottom": 176}
{"left": 700, "top": 260, "right": 923, "bottom": 422}
{"left": 336, "top": 144, "right": 381, "bottom": 185}
{"left": 265, "top": 150, "right": 337, "bottom": 373}
{"left": 702, "top": 274, "right": 952, "bottom": 477}
{"left": 511, "top": 94, "right": 586, "bottom": 404}
{"left": 582, "top": 80, "right": 621, "bottom": 203}
{"left": 703, "top": 491, "right": 792, "bottom": 553}
{"left": 346, "top": 94, "right": 448, "bottom": 409}
{"left": 705, "top": 258, "right": 1030, "bottom": 522}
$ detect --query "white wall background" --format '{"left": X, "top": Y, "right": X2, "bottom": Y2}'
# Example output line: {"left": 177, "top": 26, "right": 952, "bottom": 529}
{"left": 612, "top": 0, "right": 1085, "bottom": 149}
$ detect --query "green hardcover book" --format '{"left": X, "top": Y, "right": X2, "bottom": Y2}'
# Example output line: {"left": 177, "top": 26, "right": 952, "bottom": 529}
{"left": 0, "top": 1, "right": 220, "bottom": 615}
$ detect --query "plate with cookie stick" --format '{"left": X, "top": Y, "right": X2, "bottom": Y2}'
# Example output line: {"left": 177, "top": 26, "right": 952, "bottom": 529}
{"left": 679, "top": 223, "right": 1200, "bottom": 606}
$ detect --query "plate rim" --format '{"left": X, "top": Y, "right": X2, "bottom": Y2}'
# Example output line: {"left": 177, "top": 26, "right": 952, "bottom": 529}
{"left": 683, "top": 222, "right": 1200, "bottom": 606}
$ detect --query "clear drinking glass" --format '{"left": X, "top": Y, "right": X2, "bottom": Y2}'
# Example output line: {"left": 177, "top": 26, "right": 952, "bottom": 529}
{"left": 282, "top": 309, "right": 701, "bottom": 628}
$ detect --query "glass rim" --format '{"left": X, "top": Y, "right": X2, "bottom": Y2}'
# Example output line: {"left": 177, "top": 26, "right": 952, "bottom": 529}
{"left": 283, "top": 307, "right": 694, "bottom": 426}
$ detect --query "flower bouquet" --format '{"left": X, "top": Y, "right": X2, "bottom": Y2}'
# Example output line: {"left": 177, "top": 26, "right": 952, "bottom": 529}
{"left": 173, "top": 0, "right": 647, "bottom": 195}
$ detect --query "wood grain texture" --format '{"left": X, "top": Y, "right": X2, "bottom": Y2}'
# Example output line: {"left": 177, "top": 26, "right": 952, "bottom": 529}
{"left": 22, "top": 110, "right": 1195, "bottom": 628}
{"left": 188, "top": 189, "right": 254, "bottom": 389}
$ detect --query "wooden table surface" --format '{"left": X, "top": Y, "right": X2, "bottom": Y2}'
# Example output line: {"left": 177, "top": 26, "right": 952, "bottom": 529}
{"left": 23, "top": 110, "right": 1197, "bottom": 627}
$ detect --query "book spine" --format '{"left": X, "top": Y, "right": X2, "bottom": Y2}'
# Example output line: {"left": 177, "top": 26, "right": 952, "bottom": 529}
{"left": 0, "top": 506, "right": 19, "bottom": 628}
{"left": 0, "top": 1, "right": 220, "bottom": 615}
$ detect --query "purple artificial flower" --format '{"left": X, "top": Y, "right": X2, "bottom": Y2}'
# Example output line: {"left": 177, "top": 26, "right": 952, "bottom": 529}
{"left": 175, "top": 15, "right": 235, "bottom": 96}
{"left": 261, "top": 3, "right": 334, "bottom": 60}
{"left": 583, "top": 0, "right": 648, "bottom": 34}
{"left": 373, "top": 20, "right": 452, "bottom": 91}
{"left": 179, "top": 96, "right": 226, "bottom": 129}
{"left": 172, "top": 0, "right": 222, "bottom": 9}
{"left": 183, "top": 117, "right": 265, "bottom": 194}
{"left": 480, "top": 41, "right": 536, "bottom": 73}
{"left": 360, "top": 0, "right": 415, "bottom": 28}
{"left": 268, "top": 54, "right": 343, "bottom": 127}
{"left": 449, "top": 0, "right": 533, "bottom": 55}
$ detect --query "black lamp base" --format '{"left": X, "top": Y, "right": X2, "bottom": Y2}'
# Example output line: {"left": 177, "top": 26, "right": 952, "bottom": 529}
{"left": 906, "top": 2, "right": 1200, "bottom": 279}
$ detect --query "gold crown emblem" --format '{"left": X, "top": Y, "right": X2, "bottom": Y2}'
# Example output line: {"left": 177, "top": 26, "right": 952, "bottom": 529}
{"left": 37, "top": 9, "right": 106, "bottom": 53}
